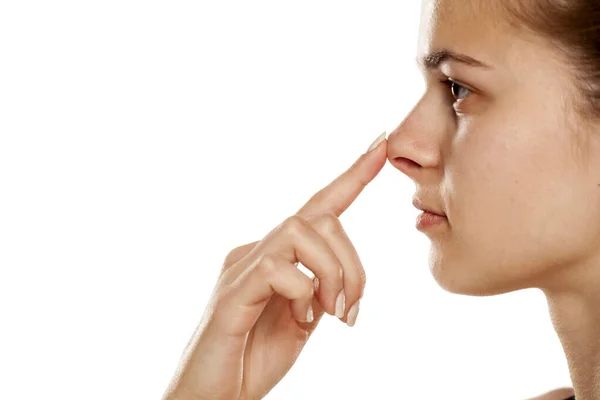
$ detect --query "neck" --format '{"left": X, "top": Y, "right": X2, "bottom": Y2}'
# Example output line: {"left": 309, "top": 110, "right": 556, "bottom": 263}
{"left": 542, "top": 256, "right": 600, "bottom": 400}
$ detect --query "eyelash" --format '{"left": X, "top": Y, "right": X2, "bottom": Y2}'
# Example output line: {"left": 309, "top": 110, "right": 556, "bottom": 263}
{"left": 441, "top": 78, "right": 471, "bottom": 104}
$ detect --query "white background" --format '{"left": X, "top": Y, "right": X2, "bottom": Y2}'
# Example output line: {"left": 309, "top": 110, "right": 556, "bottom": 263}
{"left": 0, "top": 1, "right": 571, "bottom": 399}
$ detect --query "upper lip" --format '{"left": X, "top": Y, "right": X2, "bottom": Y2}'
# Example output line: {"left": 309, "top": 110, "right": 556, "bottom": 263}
{"left": 412, "top": 196, "right": 446, "bottom": 217}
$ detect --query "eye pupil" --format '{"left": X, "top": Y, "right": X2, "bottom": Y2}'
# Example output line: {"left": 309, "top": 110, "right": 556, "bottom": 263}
{"left": 450, "top": 82, "right": 459, "bottom": 98}
{"left": 450, "top": 81, "right": 467, "bottom": 100}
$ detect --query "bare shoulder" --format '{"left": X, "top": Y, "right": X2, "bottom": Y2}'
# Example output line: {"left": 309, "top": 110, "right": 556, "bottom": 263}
{"left": 527, "top": 387, "right": 575, "bottom": 400}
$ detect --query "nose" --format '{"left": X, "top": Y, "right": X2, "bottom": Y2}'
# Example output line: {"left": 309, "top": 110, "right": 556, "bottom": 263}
{"left": 386, "top": 97, "right": 444, "bottom": 184}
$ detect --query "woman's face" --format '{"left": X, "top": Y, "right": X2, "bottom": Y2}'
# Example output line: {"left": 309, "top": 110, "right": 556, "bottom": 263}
{"left": 387, "top": 0, "right": 600, "bottom": 296}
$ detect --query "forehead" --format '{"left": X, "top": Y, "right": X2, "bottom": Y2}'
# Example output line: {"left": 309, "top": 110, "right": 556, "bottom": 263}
{"left": 417, "top": 0, "right": 513, "bottom": 69}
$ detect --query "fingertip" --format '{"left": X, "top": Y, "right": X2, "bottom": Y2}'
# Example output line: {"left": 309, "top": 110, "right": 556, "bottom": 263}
{"left": 365, "top": 131, "right": 387, "bottom": 154}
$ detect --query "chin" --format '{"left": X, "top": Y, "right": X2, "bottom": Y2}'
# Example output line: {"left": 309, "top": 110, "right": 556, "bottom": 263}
{"left": 427, "top": 249, "right": 534, "bottom": 297}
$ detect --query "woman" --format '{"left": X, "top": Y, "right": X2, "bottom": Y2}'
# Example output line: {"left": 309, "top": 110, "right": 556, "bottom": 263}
{"left": 161, "top": 0, "right": 600, "bottom": 398}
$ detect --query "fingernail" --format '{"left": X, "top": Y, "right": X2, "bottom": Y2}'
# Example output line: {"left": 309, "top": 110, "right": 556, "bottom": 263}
{"left": 346, "top": 301, "right": 360, "bottom": 327}
{"left": 306, "top": 304, "right": 314, "bottom": 323}
{"left": 366, "top": 131, "right": 387, "bottom": 153}
{"left": 335, "top": 289, "right": 346, "bottom": 318}
{"left": 313, "top": 277, "right": 320, "bottom": 294}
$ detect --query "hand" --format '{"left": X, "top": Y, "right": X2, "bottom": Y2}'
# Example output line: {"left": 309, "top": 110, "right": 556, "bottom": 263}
{"left": 162, "top": 134, "right": 388, "bottom": 400}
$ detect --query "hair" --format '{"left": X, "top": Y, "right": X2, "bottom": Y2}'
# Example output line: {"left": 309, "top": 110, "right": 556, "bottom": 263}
{"left": 503, "top": 1, "right": 600, "bottom": 116}
{"left": 477, "top": 0, "right": 600, "bottom": 165}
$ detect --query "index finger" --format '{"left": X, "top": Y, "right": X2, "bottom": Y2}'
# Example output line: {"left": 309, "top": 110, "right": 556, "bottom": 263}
{"left": 295, "top": 132, "right": 388, "bottom": 219}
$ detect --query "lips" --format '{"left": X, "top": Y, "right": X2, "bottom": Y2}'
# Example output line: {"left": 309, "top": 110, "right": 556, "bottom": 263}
{"left": 412, "top": 196, "right": 446, "bottom": 217}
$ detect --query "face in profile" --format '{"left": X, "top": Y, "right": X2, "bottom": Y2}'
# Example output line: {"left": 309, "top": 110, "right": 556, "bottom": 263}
{"left": 386, "top": 0, "right": 600, "bottom": 296}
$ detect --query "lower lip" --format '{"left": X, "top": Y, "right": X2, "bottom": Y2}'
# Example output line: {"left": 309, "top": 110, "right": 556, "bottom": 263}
{"left": 416, "top": 211, "right": 447, "bottom": 230}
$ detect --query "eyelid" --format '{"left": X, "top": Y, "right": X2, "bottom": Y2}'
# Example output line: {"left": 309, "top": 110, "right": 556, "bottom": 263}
{"left": 443, "top": 77, "right": 476, "bottom": 93}
{"left": 440, "top": 77, "right": 474, "bottom": 102}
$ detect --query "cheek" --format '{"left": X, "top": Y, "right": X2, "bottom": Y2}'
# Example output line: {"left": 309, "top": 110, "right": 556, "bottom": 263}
{"left": 442, "top": 116, "right": 599, "bottom": 288}
{"left": 449, "top": 134, "right": 540, "bottom": 258}
{"left": 449, "top": 117, "right": 550, "bottom": 230}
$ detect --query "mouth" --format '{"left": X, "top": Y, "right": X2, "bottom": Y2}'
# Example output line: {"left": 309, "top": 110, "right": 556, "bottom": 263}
{"left": 412, "top": 196, "right": 447, "bottom": 231}
{"left": 415, "top": 210, "right": 447, "bottom": 230}
{"left": 411, "top": 196, "right": 446, "bottom": 217}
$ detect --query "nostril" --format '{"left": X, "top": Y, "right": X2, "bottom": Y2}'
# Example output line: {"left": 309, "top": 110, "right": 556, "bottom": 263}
{"left": 393, "top": 157, "right": 420, "bottom": 171}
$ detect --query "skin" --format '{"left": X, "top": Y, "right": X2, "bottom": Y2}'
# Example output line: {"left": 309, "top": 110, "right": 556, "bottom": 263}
{"left": 386, "top": 0, "right": 600, "bottom": 398}
{"left": 162, "top": 0, "right": 599, "bottom": 398}
{"left": 161, "top": 141, "right": 388, "bottom": 400}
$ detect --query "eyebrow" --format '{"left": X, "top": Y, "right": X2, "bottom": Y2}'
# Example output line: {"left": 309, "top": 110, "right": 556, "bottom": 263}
{"left": 417, "top": 49, "right": 492, "bottom": 71}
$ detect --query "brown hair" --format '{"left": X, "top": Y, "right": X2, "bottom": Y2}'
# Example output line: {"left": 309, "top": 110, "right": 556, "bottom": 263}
{"left": 474, "top": 0, "right": 600, "bottom": 165}
{"left": 496, "top": 0, "right": 600, "bottom": 123}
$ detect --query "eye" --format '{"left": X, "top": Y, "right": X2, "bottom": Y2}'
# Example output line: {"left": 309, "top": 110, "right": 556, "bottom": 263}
{"left": 442, "top": 79, "right": 471, "bottom": 103}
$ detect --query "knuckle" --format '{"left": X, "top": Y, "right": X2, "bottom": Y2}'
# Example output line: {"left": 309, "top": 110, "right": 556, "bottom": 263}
{"left": 281, "top": 215, "right": 307, "bottom": 236}
{"left": 256, "top": 253, "right": 278, "bottom": 276}
{"left": 222, "top": 251, "right": 238, "bottom": 267}
{"left": 314, "top": 212, "right": 342, "bottom": 235}
{"left": 223, "top": 241, "right": 258, "bottom": 266}
{"left": 307, "top": 188, "right": 325, "bottom": 204}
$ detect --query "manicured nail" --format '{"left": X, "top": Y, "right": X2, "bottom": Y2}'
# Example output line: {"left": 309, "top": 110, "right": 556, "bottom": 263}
{"left": 306, "top": 304, "right": 314, "bottom": 323}
{"left": 346, "top": 301, "right": 360, "bottom": 327}
{"left": 366, "top": 131, "right": 387, "bottom": 153}
{"left": 335, "top": 289, "right": 346, "bottom": 318}
{"left": 313, "top": 277, "right": 320, "bottom": 294}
